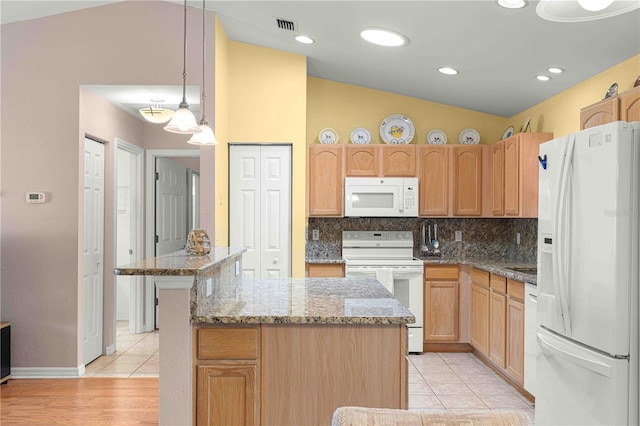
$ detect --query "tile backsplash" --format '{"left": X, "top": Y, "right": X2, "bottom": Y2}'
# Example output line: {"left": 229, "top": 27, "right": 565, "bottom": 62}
{"left": 306, "top": 217, "right": 537, "bottom": 263}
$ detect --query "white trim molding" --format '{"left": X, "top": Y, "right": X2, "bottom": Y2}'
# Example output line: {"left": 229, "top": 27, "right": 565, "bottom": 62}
{"left": 12, "top": 365, "right": 87, "bottom": 379}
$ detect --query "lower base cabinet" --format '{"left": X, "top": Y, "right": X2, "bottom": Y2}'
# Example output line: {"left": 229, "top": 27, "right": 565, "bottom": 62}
{"left": 506, "top": 296, "right": 525, "bottom": 384}
{"left": 197, "top": 363, "right": 258, "bottom": 426}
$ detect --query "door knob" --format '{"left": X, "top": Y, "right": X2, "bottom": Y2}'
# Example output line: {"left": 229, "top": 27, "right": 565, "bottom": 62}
{"left": 273, "top": 259, "right": 278, "bottom": 264}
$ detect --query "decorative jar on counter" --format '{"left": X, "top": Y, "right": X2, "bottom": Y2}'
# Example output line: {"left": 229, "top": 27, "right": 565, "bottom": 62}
{"left": 185, "top": 229, "right": 211, "bottom": 256}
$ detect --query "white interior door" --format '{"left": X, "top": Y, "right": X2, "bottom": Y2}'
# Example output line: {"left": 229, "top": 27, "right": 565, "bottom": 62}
{"left": 83, "top": 137, "right": 105, "bottom": 365}
{"left": 229, "top": 145, "right": 291, "bottom": 278}
{"left": 115, "top": 140, "right": 143, "bottom": 334}
{"left": 155, "top": 157, "right": 187, "bottom": 256}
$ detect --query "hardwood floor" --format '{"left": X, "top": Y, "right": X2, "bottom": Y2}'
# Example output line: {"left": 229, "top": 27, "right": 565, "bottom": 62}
{"left": 0, "top": 378, "right": 158, "bottom": 425}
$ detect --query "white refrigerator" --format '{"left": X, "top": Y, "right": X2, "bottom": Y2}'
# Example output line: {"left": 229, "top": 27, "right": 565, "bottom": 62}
{"left": 536, "top": 121, "right": 639, "bottom": 425}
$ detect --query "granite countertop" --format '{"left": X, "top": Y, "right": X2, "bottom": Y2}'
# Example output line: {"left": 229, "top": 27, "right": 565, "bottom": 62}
{"left": 307, "top": 255, "right": 536, "bottom": 284}
{"left": 114, "top": 247, "right": 246, "bottom": 276}
{"left": 193, "top": 276, "right": 415, "bottom": 325}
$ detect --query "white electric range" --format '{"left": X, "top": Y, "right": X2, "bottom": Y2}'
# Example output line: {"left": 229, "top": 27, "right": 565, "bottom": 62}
{"left": 342, "top": 231, "right": 424, "bottom": 353}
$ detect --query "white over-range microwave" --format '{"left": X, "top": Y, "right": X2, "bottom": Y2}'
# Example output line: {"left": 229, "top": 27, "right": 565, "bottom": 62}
{"left": 344, "top": 177, "right": 418, "bottom": 217}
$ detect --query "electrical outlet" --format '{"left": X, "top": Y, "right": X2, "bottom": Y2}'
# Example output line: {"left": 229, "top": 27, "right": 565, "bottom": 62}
{"left": 455, "top": 230, "right": 462, "bottom": 242}
{"left": 206, "top": 278, "right": 213, "bottom": 297}
{"left": 312, "top": 229, "right": 320, "bottom": 240}
{"left": 517, "top": 232, "right": 521, "bottom": 245}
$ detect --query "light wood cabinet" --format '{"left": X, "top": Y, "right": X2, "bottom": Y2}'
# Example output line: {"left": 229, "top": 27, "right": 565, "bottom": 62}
{"left": 197, "top": 363, "right": 258, "bottom": 426}
{"left": 346, "top": 145, "right": 416, "bottom": 177}
{"left": 418, "top": 146, "right": 449, "bottom": 216}
{"left": 196, "top": 326, "right": 260, "bottom": 426}
{"left": 424, "top": 265, "right": 459, "bottom": 342}
{"left": 382, "top": 145, "right": 417, "bottom": 176}
{"left": 469, "top": 268, "right": 490, "bottom": 356}
{"left": 619, "top": 86, "right": 640, "bottom": 122}
{"left": 490, "top": 133, "right": 553, "bottom": 218}
{"left": 345, "top": 145, "right": 378, "bottom": 176}
{"left": 305, "top": 263, "right": 345, "bottom": 277}
{"left": 491, "top": 142, "right": 505, "bottom": 216}
{"left": 506, "top": 296, "right": 525, "bottom": 385}
{"left": 452, "top": 146, "right": 483, "bottom": 216}
{"left": 489, "top": 275, "right": 507, "bottom": 368}
{"left": 308, "top": 145, "right": 344, "bottom": 216}
{"left": 580, "top": 85, "right": 640, "bottom": 130}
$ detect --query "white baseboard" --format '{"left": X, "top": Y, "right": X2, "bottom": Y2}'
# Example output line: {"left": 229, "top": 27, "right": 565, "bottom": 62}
{"left": 105, "top": 344, "right": 115, "bottom": 356}
{"left": 12, "top": 365, "right": 86, "bottom": 379}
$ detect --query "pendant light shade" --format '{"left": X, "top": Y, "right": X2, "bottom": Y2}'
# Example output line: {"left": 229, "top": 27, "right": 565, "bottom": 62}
{"left": 164, "top": 0, "right": 200, "bottom": 135}
{"left": 188, "top": 0, "right": 218, "bottom": 145}
{"left": 188, "top": 121, "right": 217, "bottom": 145}
{"left": 165, "top": 104, "right": 202, "bottom": 134}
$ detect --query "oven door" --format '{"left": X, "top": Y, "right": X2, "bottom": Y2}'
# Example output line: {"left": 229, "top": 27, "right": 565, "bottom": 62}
{"left": 345, "top": 265, "right": 423, "bottom": 328}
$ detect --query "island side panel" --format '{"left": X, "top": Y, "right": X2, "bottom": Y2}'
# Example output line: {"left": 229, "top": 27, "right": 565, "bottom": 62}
{"left": 260, "top": 323, "right": 407, "bottom": 425}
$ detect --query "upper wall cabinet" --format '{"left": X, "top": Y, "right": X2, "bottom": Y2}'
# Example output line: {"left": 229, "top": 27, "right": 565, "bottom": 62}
{"left": 452, "top": 146, "right": 483, "bottom": 216}
{"left": 418, "top": 146, "right": 449, "bottom": 216}
{"left": 346, "top": 145, "right": 416, "bottom": 177}
{"left": 490, "top": 133, "right": 553, "bottom": 218}
{"left": 619, "top": 86, "right": 640, "bottom": 122}
{"left": 580, "top": 85, "right": 640, "bottom": 130}
{"left": 308, "top": 145, "right": 344, "bottom": 217}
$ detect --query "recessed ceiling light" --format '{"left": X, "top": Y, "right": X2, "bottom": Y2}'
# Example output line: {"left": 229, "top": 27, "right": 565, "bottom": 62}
{"left": 497, "top": 0, "right": 527, "bottom": 9}
{"left": 536, "top": 75, "right": 551, "bottom": 81}
{"left": 295, "top": 35, "right": 314, "bottom": 44}
{"left": 438, "top": 67, "right": 459, "bottom": 75}
{"left": 547, "top": 67, "right": 564, "bottom": 74}
{"left": 360, "top": 28, "right": 408, "bottom": 47}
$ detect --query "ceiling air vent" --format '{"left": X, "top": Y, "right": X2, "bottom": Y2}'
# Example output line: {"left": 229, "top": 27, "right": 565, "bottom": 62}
{"left": 275, "top": 18, "right": 296, "bottom": 32}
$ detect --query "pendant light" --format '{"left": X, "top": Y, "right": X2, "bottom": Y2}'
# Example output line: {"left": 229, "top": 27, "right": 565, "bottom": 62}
{"left": 188, "top": 0, "right": 218, "bottom": 145}
{"left": 164, "top": 0, "right": 201, "bottom": 134}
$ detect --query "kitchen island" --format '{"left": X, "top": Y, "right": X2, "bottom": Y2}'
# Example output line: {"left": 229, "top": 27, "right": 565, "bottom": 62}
{"left": 115, "top": 249, "right": 414, "bottom": 425}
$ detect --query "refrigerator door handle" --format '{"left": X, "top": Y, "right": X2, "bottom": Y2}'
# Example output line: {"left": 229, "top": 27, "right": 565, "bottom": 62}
{"left": 556, "top": 135, "right": 575, "bottom": 336}
{"left": 537, "top": 331, "right": 611, "bottom": 377}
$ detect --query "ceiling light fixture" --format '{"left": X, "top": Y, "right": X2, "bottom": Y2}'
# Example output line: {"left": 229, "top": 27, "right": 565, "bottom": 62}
{"left": 497, "top": 0, "right": 527, "bottom": 9}
{"left": 438, "top": 67, "right": 459, "bottom": 75}
{"left": 360, "top": 28, "right": 408, "bottom": 47}
{"left": 164, "top": 0, "right": 201, "bottom": 135}
{"left": 536, "top": 75, "right": 551, "bottom": 81}
{"left": 295, "top": 35, "right": 314, "bottom": 44}
{"left": 188, "top": 0, "right": 217, "bottom": 145}
{"left": 536, "top": 0, "right": 639, "bottom": 22}
{"left": 548, "top": 67, "right": 565, "bottom": 74}
{"left": 577, "top": 0, "right": 614, "bottom": 11}
{"left": 139, "top": 99, "right": 174, "bottom": 124}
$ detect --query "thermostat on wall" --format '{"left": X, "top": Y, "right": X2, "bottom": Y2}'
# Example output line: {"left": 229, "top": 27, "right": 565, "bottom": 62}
{"left": 26, "top": 192, "right": 46, "bottom": 203}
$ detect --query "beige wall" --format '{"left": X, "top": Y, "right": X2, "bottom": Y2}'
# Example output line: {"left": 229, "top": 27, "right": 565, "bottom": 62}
{"left": 1, "top": 1, "right": 214, "bottom": 369}
{"left": 214, "top": 38, "right": 307, "bottom": 277}
{"left": 510, "top": 54, "right": 640, "bottom": 137}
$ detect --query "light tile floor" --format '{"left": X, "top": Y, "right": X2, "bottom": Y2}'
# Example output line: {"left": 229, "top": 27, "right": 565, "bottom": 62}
{"left": 84, "top": 321, "right": 159, "bottom": 378}
{"left": 407, "top": 352, "right": 534, "bottom": 420}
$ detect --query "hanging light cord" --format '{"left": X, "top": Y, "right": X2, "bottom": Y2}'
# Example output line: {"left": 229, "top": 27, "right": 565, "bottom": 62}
{"left": 200, "top": 0, "right": 207, "bottom": 124}
{"left": 179, "top": 0, "right": 189, "bottom": 109}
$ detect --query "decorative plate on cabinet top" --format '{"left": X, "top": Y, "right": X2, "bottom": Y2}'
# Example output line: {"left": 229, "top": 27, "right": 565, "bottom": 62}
{"left": 379, "top": 114, "right": 415, "bottom": 144}
{"left": 350, "top": 127, "right": 372, "bottom": 144}
{"left": 458, "top": 128, "right": 480, "bottom": 144}
{"left": 502, "top": 126, "right": 515, "bottom": 139}
{"left": 427, "top": 129, "right": 447, "bottom": 145}
{"left": 318, "top": 127, "right": 339, "bottom": 144}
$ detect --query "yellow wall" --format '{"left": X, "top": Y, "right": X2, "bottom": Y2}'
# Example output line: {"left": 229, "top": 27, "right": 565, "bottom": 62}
{"left": 214, "top": 15, "right": 230, "bottom": 247}
{"left": 214, "top": 36, "right": 308, "bottom": 277}
{"left": 307, "top": 78, "right": 510, "bottom": 146}
{"left": 510, "top": 55, "right": 640, "bottom": 138}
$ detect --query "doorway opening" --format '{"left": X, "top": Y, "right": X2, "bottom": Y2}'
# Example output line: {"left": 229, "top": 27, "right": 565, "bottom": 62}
{"left": 145, "top": 149, "right": 200, "bottom": 330}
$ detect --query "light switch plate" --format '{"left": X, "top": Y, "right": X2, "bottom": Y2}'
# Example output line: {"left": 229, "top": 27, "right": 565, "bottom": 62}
{"left": 235, "top": 260, "right": 240, "bottom": 276}
{"left": 517, "top": 232, "right": 521, "bottom": 245}
{"left": 206, "top": 278, "right": 212, "bottom": 297}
